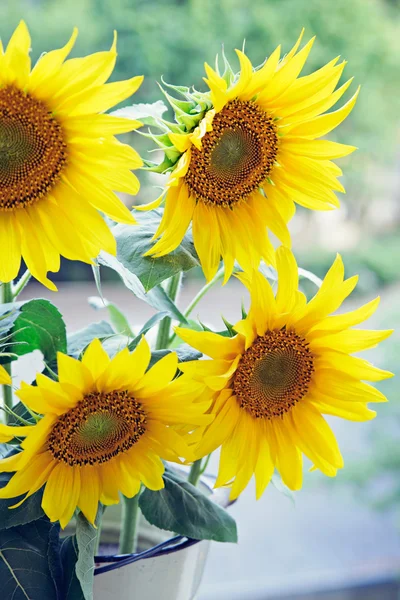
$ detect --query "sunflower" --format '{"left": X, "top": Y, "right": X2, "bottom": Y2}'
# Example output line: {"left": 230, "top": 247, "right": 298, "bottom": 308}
{"left": 142, "top": 31, "right": 358, "bottom": 282}
{"left": 176, "top": 247, "right": 392, "bottom": 500}
{"left": 0, "top": 338, "right": 211, "bottom": 526}
{"left": 0, "top": 22, "right": 143, "bottom": 290}
{"left": 0, "top": 364, "right": 10, "bottom": 385}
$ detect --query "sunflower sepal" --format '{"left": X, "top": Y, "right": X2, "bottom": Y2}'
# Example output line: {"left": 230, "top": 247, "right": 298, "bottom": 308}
{"left": 141, "top": 155, "right": 177, "bottom": 174}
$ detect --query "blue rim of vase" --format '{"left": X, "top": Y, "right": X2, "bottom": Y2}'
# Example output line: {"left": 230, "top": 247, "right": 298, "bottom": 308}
{"left": 94, "top": 475, "right": 231, "bottom": 576}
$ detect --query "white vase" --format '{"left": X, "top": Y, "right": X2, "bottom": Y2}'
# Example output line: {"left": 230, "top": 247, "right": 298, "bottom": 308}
{"left": 93, "top": 478, "right": 230, "bottom": 600}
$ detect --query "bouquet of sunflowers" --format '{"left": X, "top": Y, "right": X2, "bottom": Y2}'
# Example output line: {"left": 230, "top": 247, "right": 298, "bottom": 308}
{"left": 0, "top": 22, "right": 392, "bottom": 600}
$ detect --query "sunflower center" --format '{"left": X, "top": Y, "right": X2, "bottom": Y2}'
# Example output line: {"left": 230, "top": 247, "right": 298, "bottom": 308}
{"left": 184, "top": 99, "right": 278, "bottom": 207}
{"left": 0, "top": 85, "right": 67, "bottom": 211}
{"left": 233, "top": 329, "right": 314, "bottom": 419}
{"left": 48, "top": 390, "right": 147, "bottom": 466}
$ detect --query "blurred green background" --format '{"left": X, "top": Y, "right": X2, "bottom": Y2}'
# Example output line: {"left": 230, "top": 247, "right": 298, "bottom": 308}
{"left": 3, "top": 0, "right": 400, "bottom": 594}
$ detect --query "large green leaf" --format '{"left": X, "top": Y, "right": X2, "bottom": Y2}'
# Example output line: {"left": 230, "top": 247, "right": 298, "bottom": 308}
{"left": 101, "top": 210, "right": 199, "bottom": 292}
{"left": 74, "top": 507, "right": 104, "bottom": 600}
{"left": 139, "top": 468, "right": 237, "bottom": 543}
{"left": 0, "top": 519, "right": 60, "bottom": 600}
{"left": 0, "top": 299, "right": 66, "bottom": 365}
{"left": 60, "top": 537, "right": 85, "bottom": 600}
{"left": 48, "top": 524, "right": 64, "bottom": 600}
{"left": 97, "top": 251, "right": 188, "bottom": 323}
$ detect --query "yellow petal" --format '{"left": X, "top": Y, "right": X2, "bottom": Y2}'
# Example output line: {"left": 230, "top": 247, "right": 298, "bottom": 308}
{"left": 82, "top": 339, "right": 110, "bottom": 382}
{"left": 275, "top": 246, "right": 298, "bottom": 313}
{"left": 254, "top": 433, "right": 274, "bottom": 499}
{"left": 29, "top": 28, "right": 78, "bottom": 92}
{"left": 0, "top": 364, "right": 11, "bottom": 386}
{"left": 57, "top": 75, "right": 144, "bottom": 116}
{"left": 42, "top": 461, "right": 74, "bottom": 523}
{"left": 281, "top": 137, "right": 357, "bottom": 160}
{"left": 78, "top": 467, "right": 100, "bottom": 526}
{"left": 59, "top": 466, "right": 81, "bottom": 528}
{"left": 57, "top": 352, "right": 93, "bottom": 393}
{"left": 308, "top": 297, "right": 380, "bottom": 337}
{"left": 315, "top": 351, "right": 393, "bottom": 382}
{"left": 0, "top": 213, "right": 21, "bottom": 283}
{"left": 134, "top": 352, "right": 178, "bottom": 397}
{"left": 4, "top": 21, "right": 31, "bottom": 87}
{"left": 313, "top": 370, "right": 388, "bottom": 404}
{"left": 310, "top": 328, "right": 393, "bottom": 353}
{"left": 176, "top": 327, "right": 243, "bottom": 360}
{"left": 287, "top": 87, "right": 360, "bottom": 139}
{"left": 0, "top": 423, "right": 34, "bottom": 443}
{"left": 272, "top": 419, "right": 303, "bottom": 490}
{"left": 192, "top": 202, "right": 222, "bottom": 281}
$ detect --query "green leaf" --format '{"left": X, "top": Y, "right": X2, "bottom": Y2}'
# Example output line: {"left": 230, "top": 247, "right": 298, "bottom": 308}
{"left": 139, "top": 468, "right": 237, "bottom": 543}
{"left": 67, "top": 321, "right": 115, "bottom": 358}
{"left": 149, "top": 344, "right": 201, "bottom": 368}
{"left": 74, "top": 507, "right": 104, "bottom": 600}
{"left": 0, "top": 299, "right": 66, "bottom": 365}
{"left": 48, "top": 524, "right": 64, "bottom": 600}
{"left": 88, "top": 296, "right": 134, "bottom": 336}
{"left": 0, "top": 463, "right": 45, "bottom": 529}
{"left": 128, "top": 311, "right": 169, "bottom": 350}
{"left": 106, "top": 210, "right": 199, "bottom": 292}
{"left": 60, "top": 537, "right": 85, "bottom": 600}
{"left": 0, "top": 519, "right": 60, "bottom": 600}
{"left": 13, "top": 299, "right": 66, "bottom": 362}
{"left": 97, "top": 251, "right": 188, "bottom": 323}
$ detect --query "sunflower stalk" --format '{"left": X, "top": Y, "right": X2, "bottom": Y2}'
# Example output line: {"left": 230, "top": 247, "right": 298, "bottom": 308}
{"left": 155, "top": 273, "right": 182, "bottom": 351}
{"left": 188, "top": 459, "right": 202, "bottom": 487}
{"left": 1, "top": 282, "right": 14, "bottom": 423}
{"left": 119, "top": 490, "right": 141, "bottom": 555}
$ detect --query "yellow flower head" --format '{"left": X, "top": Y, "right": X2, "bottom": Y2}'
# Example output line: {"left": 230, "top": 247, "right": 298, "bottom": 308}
{"left": 0, "top": 21, "right": 143, "bottom": 290}
{"left": 176, "top": 247, "right": 392, "bottom": 500}
{"left": 144, "top": 31, "right": 358, "bottom": 282}
{"left": 0, "top": 338, "right": 211, "bottom": 527}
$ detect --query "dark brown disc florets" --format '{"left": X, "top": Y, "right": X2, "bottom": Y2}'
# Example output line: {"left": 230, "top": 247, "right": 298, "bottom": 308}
{"left": 184, "top": 99, "right": 278, "bottom": 207}
{"left": 0, "top": 85, "right": 67, "bottom": 211}
{"left": 48, "top": 390, "right": 147, "bottom": 466}
{"left": 233, "top": 329, "right": 314, "bottom": 419}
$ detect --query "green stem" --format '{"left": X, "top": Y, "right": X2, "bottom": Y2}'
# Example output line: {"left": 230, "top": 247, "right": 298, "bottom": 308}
{"left": 169, "top": 266, "right": 225, "bottom": 346}
{"left": 155, "top": 273, "right": 182, "bottom": 350}
{"left": 119, "top": 492, "right": 141, "bottom": 554}
{"left": 188, "top": 459, "right": 202, "bottom": 487}
{"left": 12, "top": 270, "right": 31, "bottom": 300}
{"left": 95, "top": 511, "right": 104, "bottom": 556}
{"left": 199, "top": 453, "right": 212, "bottom": 477}
{"left": 1, "top": 282, "right": 14, "bottom": 423}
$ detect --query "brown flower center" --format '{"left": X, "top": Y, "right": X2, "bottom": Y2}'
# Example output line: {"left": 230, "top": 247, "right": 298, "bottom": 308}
{"left": 48, "top": 390, "right": 147, "bottom": 466}
{"left": 233, "top": 329, "right": 314, "bottom": 419}
{"left": 184, "top": 99, "right": 278, "bottom": 207}
{"left": 0, "top": 85, "right": 67, "bottom": 211}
